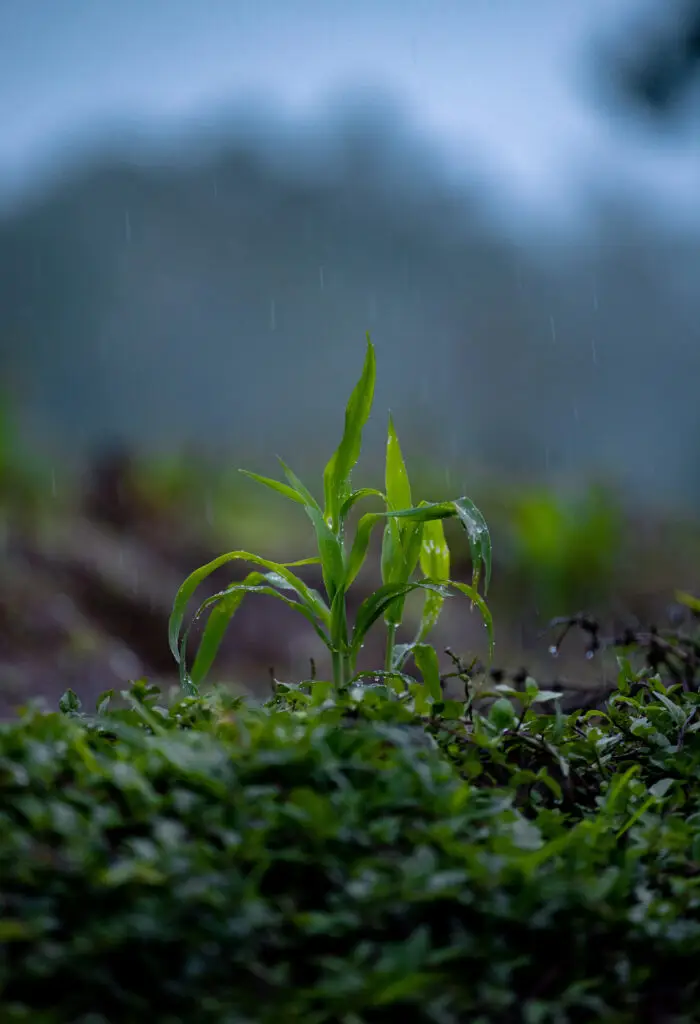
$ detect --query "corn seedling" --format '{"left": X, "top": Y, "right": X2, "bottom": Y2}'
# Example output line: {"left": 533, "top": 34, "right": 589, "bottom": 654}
{"left": 169, "top": 336, "right": 494, "bottom": 698}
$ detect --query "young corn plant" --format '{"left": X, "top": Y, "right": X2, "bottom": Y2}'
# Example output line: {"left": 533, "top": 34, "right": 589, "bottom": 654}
{"left": 169, "top": 336, "right": 494, "bottom": 698}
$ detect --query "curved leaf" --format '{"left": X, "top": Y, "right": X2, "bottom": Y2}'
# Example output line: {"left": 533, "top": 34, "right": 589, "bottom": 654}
{"left": 350, "top": 576, "right": 494, "bottom": 666}
{"left": 238, "top": 470, "right": 306, "bottom": 506}
{"left": 444, "top": 579, "right": 495, "bottom": 660}
{"left": 274, "top": 457, "right": 345, "bottom": 600}
{"left": 169, "top": 550, "right": 330, "bottom": 664}
{"left": 386, "top": 501, "right": 454, "bottom": 522}
{"left": 453, "top": 497, "right": 492, "bottom": 594}
{"left": 350, "top": 580, "right": 448, "bottom": 662}
{"left": 346, "top": 511, "right": 385, "bottom": 591}
{"left": 386, "top": 497, "right": 492, "bottom": 595}
{"left": 187, "top": 570, "right": 265, "bottom": 685}
{"left": 277, "top": 457, "right": 322, "bottom": 512}
{"left": 185, "top": 580, "right": 330, "bottom": 688}
{"left": 339, "top": 487, "right": 385, "bottom": 519}
{"left": 413, "top": 643, "right": 443, "bottom": 701}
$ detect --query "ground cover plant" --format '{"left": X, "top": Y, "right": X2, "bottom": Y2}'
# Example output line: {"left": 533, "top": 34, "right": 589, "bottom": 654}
{"left": 4, "top": 338, "right": 700, "bottom": 1022}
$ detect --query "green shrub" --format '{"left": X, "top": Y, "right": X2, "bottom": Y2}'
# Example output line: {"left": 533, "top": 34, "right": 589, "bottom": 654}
{"left": 3, "top": 661, "right": 700, "bottom": 1022}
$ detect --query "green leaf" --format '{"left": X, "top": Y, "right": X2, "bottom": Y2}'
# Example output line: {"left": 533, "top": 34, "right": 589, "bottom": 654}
{"left": 654, "top": 690, "right": 687, "bottom": 728}
{"left": 323, "top": 335, "right": 376, "bottom": 531}
{"left": 274, "top": 458, "right": 345, "bottom": 601}
{"left": 489, "top": 697, "right": 517, "bottom": 730}
{"left": 186, "top": 569, "right": 263, "bottom": 685}
{"left": 380, "top": 518, "right": 403, "bottom": 586}
{"left": 413, "top": 643, "right": 443, "bottom": 701}
{"left": 391, "top": 642, "right": 416, "bottom": 671}
{"left": 420, "top": 517, "right": 450, "bottom": 579}
{"left": 59, "top": 689, "right": 82, "bottom": 715}
{"left": 339, "top": 487, "right": 385, "bottom": 519}
{"left": 386, "top": 498, "right": 491, "bottom": 593}
{"left": 675, "top": 589, "right": 700, "bottom": 614}
{"left": 345, "top": 511, "right": 385, "bottom": 590}
{"left": 240, "top": 457, "right": 341, "bottom": 598}
{"left": 385, "top": 415, "right": 412, "bottom": 514}
{"left": 381, "top": 498, "right": 435, "bottom": 629}
{"left": 386, "top": 501, "right": 454, "bottom": 523}
{"left": 95, "top": 689, "right": 114, "bottom": 715}
{"left": 169, "top": 550, "right": 330, "bottom": 666}
{"left": 276, "top": 457, "right": 322, "bottom": 513}
{"left": 186, "top": 577, "right": 330, "bottom": 688}
{"left": 350, "top": 580, "right": 448, "bottom": 663}
{"left": 417, "top": 518, "right": 450, "bottom": 641}
{"left": 403, "top": 518, "right": 425, "bottom": 579}
{"left": 453, "top": 497, "right": 492, "bottom": 594}
{"left": 431, "top": 578, "right": 494, "bottom": 661}
{"left": 238, "top": 469, "right": 306, "bottom": 506}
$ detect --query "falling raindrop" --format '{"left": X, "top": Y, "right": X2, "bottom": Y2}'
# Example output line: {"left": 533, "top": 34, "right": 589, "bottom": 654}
{"left": 548, "top": 645, "right": 559, "bottom": 658}
{"left": 549, "top": 315, "right": 557, "bottom": 343}
{"left": 319, "top": 266, "right": 325, "bottom": 290}
{"left": 124, "top": 211, "right": 132, "bottom": 243}
{"left": 585, "top": 649, "right": 595, "bottom": 660}
{"left": 591, "top": 337, "right": 598, "bottom": 365}
{"left": 270, "top": 299, "right": 276, "bottom": 331}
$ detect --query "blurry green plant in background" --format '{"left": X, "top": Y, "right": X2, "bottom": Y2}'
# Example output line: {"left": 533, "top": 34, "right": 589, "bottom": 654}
{"left": 507, "top": 484, "right": 621, "bottom": 619}
{"left": 0, "top": 392, "right": 50, "bottom": 522}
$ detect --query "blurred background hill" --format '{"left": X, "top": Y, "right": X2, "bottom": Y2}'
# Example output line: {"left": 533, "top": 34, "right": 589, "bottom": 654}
{"left": 0, "top": 0, "right": 699, "bottom": 711}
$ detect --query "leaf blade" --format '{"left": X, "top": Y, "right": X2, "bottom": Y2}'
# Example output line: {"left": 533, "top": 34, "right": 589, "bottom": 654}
{"left": 323, "top": 335, "right": 376, "bottom": 530}
{"left": 169, "top": 550, "right": 330, "bottom": 664}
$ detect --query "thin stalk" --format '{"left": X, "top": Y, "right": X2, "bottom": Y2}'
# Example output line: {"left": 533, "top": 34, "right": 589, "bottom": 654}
{"left": 385, "top": 622, "right": 397, "bottom": 673}
{"left": 332, "top": 649, "right": 345, "bottom": 690}
{"left": 343, "top": 654, "right": 353, "bottom": 686}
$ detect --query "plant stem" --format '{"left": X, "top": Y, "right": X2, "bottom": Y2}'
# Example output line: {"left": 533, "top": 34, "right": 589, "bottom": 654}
{"left": 385, "top": 623, "right": 397, "bottom": 673}
{"left": 332, "top": 649, "right": 345, "bottom": 690}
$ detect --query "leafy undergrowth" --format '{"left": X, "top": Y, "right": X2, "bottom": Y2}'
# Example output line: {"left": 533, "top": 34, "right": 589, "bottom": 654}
{"left": 5, "top": 338, "right": 700, "bottom": 1022}
{"left": 3, "top": 617, "right": 700, "bottom": 1023}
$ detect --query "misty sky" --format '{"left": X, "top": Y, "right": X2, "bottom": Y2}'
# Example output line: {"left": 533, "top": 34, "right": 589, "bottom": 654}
{"left": 0, "top": 0, "right": 698, "bottom": 228}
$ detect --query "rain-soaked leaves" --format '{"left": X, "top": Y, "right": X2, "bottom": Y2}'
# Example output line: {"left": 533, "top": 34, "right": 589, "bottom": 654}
{"left": 174, "top": 335, "right": 493, "bottom": 694}
{"left": 12, "top": 626, "right": 700, "bottom": 1021}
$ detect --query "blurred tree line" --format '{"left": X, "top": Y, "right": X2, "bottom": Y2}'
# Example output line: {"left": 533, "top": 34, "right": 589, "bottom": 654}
{"left": 604, "top": 0, "right": 700, "bottom": 117}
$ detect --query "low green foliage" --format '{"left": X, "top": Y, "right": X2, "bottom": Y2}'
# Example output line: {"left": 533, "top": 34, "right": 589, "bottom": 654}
{"left": 170, "top": 336, "right": 493, "bottom": 696}
{"left": 7, "top": 338, "right": 700, "bottom": 1021}
{"left": 4, "top": 639, "right": 700, "bottom": 1021}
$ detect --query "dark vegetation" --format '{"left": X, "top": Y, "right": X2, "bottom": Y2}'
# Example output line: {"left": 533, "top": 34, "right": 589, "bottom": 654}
{"left": 4, "top": 618, "right": 700, "bottom": 1022}
{"left": 3, "top": 342, "right": 700, "bottom": 1020}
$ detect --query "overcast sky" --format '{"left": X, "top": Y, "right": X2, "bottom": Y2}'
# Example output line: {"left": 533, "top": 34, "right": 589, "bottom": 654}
{"left": 0, "top": 0, "right": 698, "bottom": 228}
